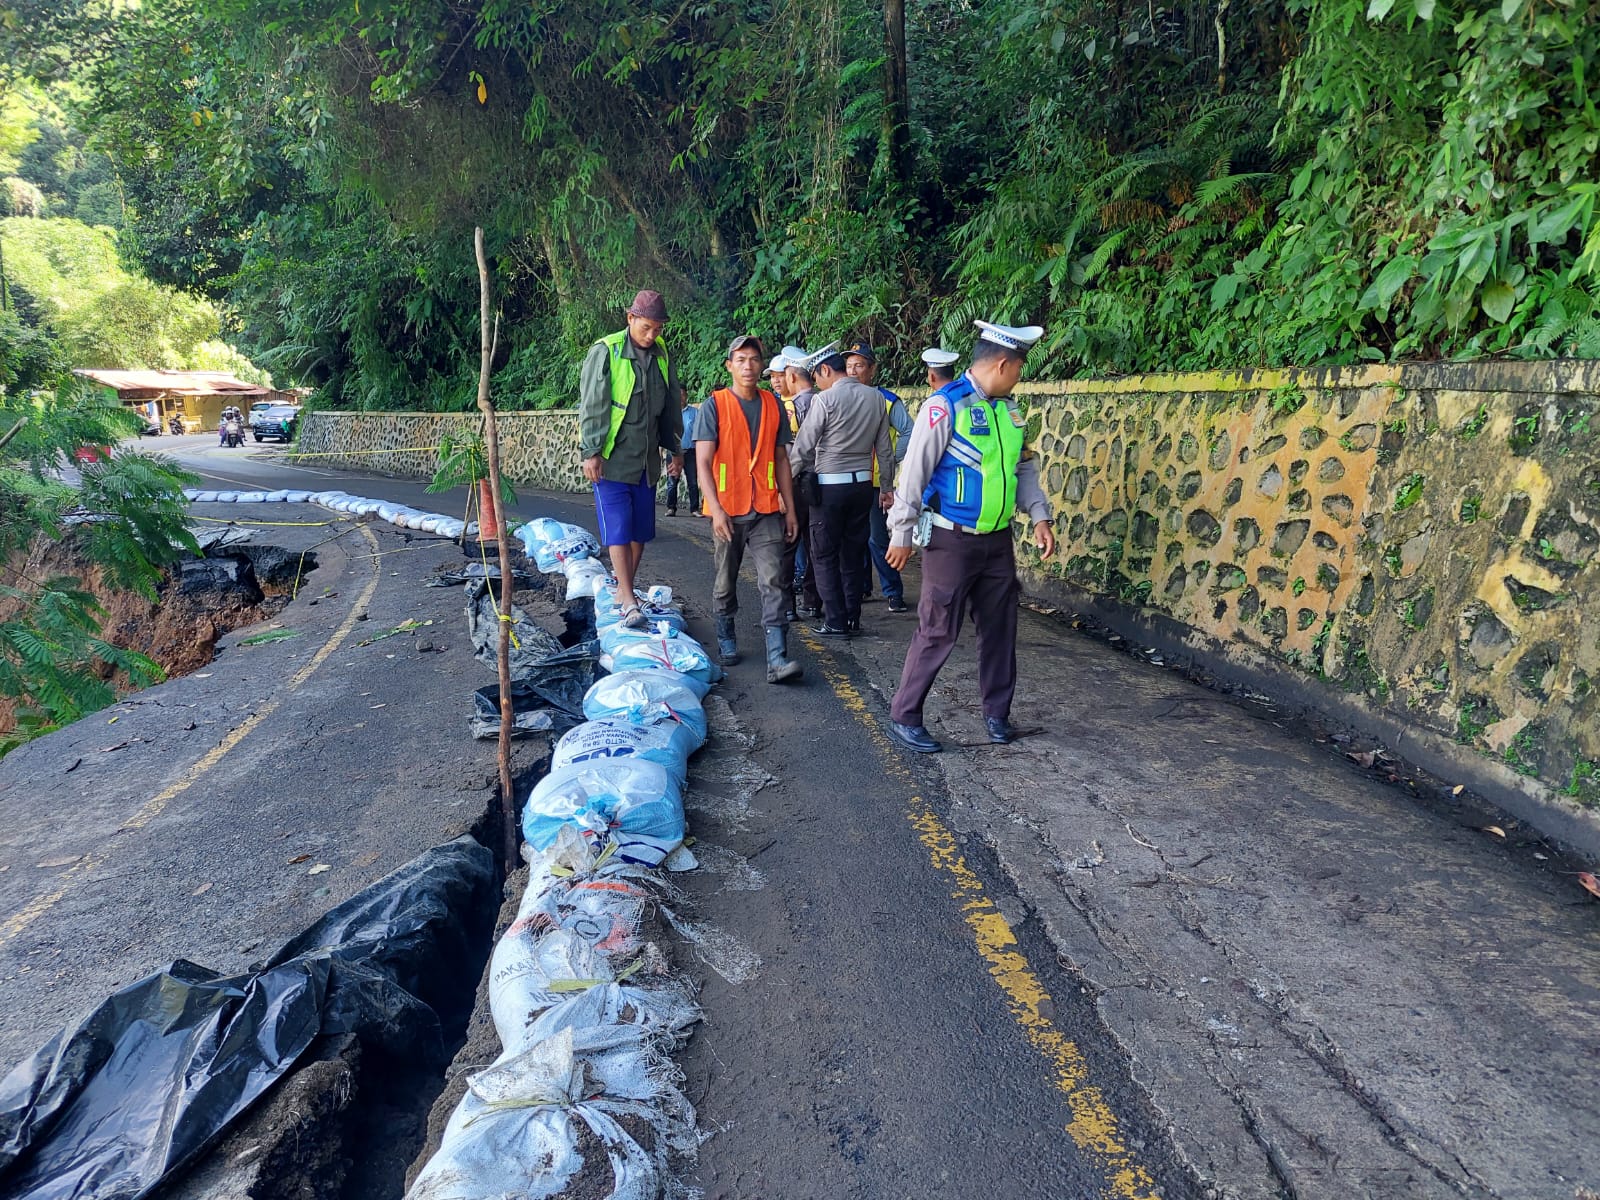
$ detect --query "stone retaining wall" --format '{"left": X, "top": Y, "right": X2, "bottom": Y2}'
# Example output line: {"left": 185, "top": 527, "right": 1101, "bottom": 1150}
{"left": 297, "top": 360, "right": 1599, "bottom": 838}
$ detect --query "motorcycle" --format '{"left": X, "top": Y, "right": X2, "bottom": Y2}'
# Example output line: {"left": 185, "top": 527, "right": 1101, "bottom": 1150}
{"left": 169, "top": 416, "right": 184, "bottom": 436}
{"left": 222, "top": 416, "right": 244, "bottom": 448}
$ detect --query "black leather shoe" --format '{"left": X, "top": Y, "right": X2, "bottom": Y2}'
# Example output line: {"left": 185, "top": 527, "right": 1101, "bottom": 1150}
{"left": 890, "top": 722, "right": 942, "bottom": 753}
{"left": 886, "top": 597, "right": 908, "bottom": 613}
{"left": 812, "top": 622, "right": 851, "bottom": 637}
{"left": 844, "top": 618, "right": 863, "bottom": 635}
{"left": 985, "top": 717, "right": 1017, "bottom": 744}
{"left": 797, "top": 604, "right": 822, "bottom": 620}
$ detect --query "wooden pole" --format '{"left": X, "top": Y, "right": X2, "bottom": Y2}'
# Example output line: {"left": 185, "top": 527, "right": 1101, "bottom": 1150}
{"left": 475, "top": 226, "right": 518, "bottom": 874}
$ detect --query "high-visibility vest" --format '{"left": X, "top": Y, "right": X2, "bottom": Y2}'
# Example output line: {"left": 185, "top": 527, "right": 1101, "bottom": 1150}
{"left": 870, "top": 391, "right": 901, "bottom": 487}
{"left": 596, "top": 330, "right": 670, "bottom": 458}
{"left": 705, "top": 387, "right": 781, "bottom": 517}
{"left": 921, "top": 375, "right": 1025, "bottom": 533}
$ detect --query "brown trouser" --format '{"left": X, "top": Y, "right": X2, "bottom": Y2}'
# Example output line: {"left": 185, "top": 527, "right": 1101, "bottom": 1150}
{"left": 712, "top": 512, "right": 790, "bottom": 628}
{"left": 890, "top": 525, "right": 1019, "bottom": 725}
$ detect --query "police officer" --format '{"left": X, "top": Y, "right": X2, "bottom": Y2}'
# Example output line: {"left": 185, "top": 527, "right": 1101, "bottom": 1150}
{"left": 883, "top": 321, "right": 1056, "bottom": 752}
{"left": 844, "top": 341, "right": 914, "bottom": 613}
{"left": 921, "top": 347, "right": 960, "bottom": 388}
{"left": 788, "top": 342, "right": 893, "bottom": 637}
{"left": 781, "top": 346, "right": 823, "bottom": 620}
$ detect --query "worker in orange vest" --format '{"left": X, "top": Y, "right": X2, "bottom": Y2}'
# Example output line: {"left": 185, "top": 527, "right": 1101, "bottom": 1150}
{"left": 693, "top": 335, "right": 803, "bottom": 683}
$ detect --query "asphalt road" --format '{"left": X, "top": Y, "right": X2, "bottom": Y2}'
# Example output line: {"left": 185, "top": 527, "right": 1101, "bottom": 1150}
{"left": 5, "top": 434, "right": 1596, "bottom": 1200}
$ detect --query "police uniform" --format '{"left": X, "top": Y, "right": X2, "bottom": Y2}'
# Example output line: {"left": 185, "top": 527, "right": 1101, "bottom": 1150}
{"left": 886, "top": 321, "right": 1053, "bottom": 749}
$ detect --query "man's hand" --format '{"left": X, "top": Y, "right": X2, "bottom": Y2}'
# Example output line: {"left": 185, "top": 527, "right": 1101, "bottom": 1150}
{"left": 879, "top": 489, "right": 894, "bottom": 511}
{"left": 885, "top": 543, "right": 913, "bottom": 571}
{"left": 783, "top": 512, "right": 798, "bottom": 544}
{"left": 1033, "top": 519, "right": 1056, "bottom": 559}
{"left": 582, "top": 454, "right": 603, "bottom": 483}
{"left": 667, "top": 454, "right": 683, "bottom": 479}
{"left": 710, "top": 510, "right": 734, "bottom": 542}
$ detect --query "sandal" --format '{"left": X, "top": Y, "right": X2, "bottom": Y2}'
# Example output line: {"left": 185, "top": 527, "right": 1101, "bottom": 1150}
{"left": 621, "top": 604, "right": 648, "bottom": 630}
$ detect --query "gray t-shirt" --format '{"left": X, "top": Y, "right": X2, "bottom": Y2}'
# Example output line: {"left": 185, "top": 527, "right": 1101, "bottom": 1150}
{"left": 693, "top": 390, "right": 794, "bottom": 521}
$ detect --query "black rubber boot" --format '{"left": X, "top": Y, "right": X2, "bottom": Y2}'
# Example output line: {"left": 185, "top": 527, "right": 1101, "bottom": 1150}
{"left": 764, "top": 626, "right": 802, "bottom": 683}
{"left": 715, "top": 614, "right": 740, "bottom": 666}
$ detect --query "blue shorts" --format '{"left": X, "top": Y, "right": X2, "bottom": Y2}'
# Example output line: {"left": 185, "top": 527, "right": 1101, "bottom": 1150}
{"left": 593, "top": 476, "right": 657, "bottom": 547}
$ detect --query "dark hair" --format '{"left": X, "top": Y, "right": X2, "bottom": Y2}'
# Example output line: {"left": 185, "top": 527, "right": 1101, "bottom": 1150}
{"left": 929, "top": 364, "right": 957, "bottom": 384}
{"left": 788, "top": 363, "right": 814, "bottom": 384}
{"left": 971, "top": 339, "right": 1026, "bottom": 366}
{"left": 816, "top": 353, "right": 848, "bottom": 375}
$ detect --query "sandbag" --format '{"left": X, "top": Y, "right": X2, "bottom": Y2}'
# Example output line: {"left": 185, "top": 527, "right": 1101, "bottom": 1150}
{"left": 552, "top": 717, "right": 696, "bottom": 784}
{"left": 521, "top": 760, "right": 685, "bottom": 866}
{"left": 517, "top": 518, "right": 600, "bottom": 574}
{"left": 582, "top": 670, "right": 708, "bottom": 743}
{"left": 601, "top": 631, "right": 719, "bottom": 688}
{"left": 562, "top": 557, "right": 610, "bottom": 601}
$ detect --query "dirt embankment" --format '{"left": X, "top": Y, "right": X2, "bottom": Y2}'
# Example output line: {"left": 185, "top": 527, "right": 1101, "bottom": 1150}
{"left": 0, "top": 532, "right": 313, "bottom": 731}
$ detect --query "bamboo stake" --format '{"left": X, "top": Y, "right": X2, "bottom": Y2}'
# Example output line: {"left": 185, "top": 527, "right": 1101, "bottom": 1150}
{"left": 475, "top": 226, "right": 518, "bottom": 874}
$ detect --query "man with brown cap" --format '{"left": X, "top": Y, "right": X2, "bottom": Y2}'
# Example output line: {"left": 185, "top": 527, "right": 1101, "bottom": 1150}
{"left": 578, "top": 289, "right": 683, "bottom": 628}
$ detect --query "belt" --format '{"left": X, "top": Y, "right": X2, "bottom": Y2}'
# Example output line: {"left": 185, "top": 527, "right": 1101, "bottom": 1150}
{"left": 816, "top": 469, "right": 873, "bottom": 485}
{"left": 929, "top": 513, "right": 985, "bottom": 535}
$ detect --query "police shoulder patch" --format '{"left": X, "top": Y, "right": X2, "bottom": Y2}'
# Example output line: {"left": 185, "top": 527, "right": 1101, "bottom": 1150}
{"left": 925, "top": 399, "right": 949, "bottom": 425}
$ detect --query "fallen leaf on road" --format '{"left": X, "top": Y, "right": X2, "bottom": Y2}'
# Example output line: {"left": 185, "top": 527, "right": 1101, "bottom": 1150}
{"left": 239, "top": 629, "right": 300, "bottom": 646}
{"left": 1452, "top": 785, "right": 1465, "bottom": 795}
{"left": 64, "top": 758, "right": 81, "bottom": 773}
{"left": 192, "top": 882, "right": 212, "bottom": 896}
{"left": 194, "top": 672, "right": 212, "bottom": 678}
{"left": 36, "top": 854, "right": 80, "bottom": 869}
{"left": 369, "top": 703, "right": 386, "bottom": 709}
{"left": 100, "top": 741, "right": 129, "bottom": 753}
{"left": 1578, "top": 872, "right": 1600, "bottom": 900}
{"left": 1534, "top": 852, "right": 1549, "bottom": 860}
{"left": 308, "top": 864, "right": 331, "bottom": 876}
{"left": 1484, "top": 826, "right": 1506, "bottom": 838}
{"left": 107, "top": 715, "right": 119, "bottom": 724}
{"left": 350, "top": 850, "right": 381, "bottom": 869}
{"left": 287, "top": 854, "right": 311, "bottom": 864}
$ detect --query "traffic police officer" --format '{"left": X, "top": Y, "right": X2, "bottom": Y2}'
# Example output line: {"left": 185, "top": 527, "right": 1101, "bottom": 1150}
{"left": 884, "top": 321, "right": 1056, "bottom": 752}
{"left": 921, "top": 347, "right": 960, "bottom": 388}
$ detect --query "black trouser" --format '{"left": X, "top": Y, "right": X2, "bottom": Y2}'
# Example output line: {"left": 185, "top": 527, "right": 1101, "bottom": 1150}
{"left": 664, "top": 464, "right": 699, "bottom": 513}
{"left": 808, "top": 481, "right": 874, "bottom": 628}
{"left": 781, "top": 484, "right": 819, "bottom": 612}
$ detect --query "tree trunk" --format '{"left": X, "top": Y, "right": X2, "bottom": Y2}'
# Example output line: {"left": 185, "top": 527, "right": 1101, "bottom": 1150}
{"left": 883, "top": 0, "right": 910, "bottom": 187}
{"left": 474, "top": 227, "right": 518, "bottom": 874}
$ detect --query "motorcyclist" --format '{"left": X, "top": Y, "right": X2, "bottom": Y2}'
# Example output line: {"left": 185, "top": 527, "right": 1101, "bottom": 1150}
{"left": 169, "top": 414, "right": 183, "bottom": 435}
{"left": 218, "top": 406, "right": 242, "bottom": 446}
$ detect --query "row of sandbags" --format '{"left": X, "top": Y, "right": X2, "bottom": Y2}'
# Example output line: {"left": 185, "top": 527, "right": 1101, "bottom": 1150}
{"left": 182, "top": 486, "right": 475, "bottom": 539}
{"left": 407, "top": 519, "right": 713, "bottom": 1200}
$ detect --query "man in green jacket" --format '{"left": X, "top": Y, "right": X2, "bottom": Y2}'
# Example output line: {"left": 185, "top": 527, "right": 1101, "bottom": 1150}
{"left": 578, "top": 289, "right": 683, "bottom": 628}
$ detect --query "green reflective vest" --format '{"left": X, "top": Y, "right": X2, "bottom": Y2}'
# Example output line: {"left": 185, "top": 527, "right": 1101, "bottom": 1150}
{"left": 923, "top": 375, "right": 1026, "bottom": 533}
{"left": 597, "top": 330, "right": 670, "bottom": 459}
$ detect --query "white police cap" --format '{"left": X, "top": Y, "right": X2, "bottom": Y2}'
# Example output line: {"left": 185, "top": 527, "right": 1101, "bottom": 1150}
{"left": 767, "top": 353, "right": 789, "bottom": 373}
{"left": 920, "top": 347, "right": 960, "bottom": 367}
{"left": 799, "top": 341, "right": 840, "bottom": 373}
{"left": 974, "top": 320, "right": 1044, "bottom": 351}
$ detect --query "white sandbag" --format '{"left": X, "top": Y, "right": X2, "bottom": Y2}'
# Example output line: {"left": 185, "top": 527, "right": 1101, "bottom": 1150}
{"left": 521, "top": 759, "right": 685, "bottom": 866}
{"left": 236, "top": 491, "right": 268, "bottom": 503}
{"left": 284, "top": 490, "right": 314, "bottom": 503}
{"left": 436, "top": 518, "right": 466, "bottom": 539}
{"left": 552, "top": 717, "right": 696, "bottom": 784}
{"left": 182, "top": 488, "right": 201, "bottom": 501}
{"left": 563, "top": 557, "right": 610, "bottom": 601}
{"left": 191, "top": 490, "right": 219, "bottom": 503}
{"left": 262, "top": 490, "right": 290, "bottom": 502}
{"left": 404, "top": 1026, "right": 693, "bottom": 1200}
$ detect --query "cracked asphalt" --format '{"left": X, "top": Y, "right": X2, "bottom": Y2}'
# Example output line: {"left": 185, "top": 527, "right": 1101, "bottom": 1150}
{"left": 1, "top": 437, "right": 1596, "bottom": 1200}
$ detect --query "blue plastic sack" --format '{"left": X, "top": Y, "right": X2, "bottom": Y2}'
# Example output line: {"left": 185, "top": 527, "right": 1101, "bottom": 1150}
{"left": 601, "top": 630, "right": 719, "bottom": 687}
{"left": 551, "top": 717, "right": 697, "bottom": 785}
{"left": 582, "top": 670, "right": 708, "bottom": 745}
{"left": 516, "top": 518, "right": 600, "bottom": 574}
{"left": 521, "top": 760, "right": 685, "bottom": 866}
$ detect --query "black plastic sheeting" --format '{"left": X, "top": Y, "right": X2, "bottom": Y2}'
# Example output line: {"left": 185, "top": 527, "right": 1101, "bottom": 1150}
{"left": 469, "top": 641, "right": 605, "bottom": 739}
{"left": 0, "top": 836, "right": 495, "bottom": 1200}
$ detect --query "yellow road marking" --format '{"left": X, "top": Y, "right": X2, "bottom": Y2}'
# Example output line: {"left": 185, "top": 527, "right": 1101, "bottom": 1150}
{"left": 0, "top": 525, "right": 383, "bottom": 948}
{"left": 800, "top": 631, "right": 1162, "bottom": 1200}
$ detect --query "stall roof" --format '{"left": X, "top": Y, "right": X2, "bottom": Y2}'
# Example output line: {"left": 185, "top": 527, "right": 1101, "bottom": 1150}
{"left": 72, "top": 369, "right": 272, "bottom": 399}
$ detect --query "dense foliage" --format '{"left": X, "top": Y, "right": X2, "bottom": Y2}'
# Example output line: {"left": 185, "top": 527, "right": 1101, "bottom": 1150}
{"left": 6, "top": 0, "right": 1597, "bottom": 407}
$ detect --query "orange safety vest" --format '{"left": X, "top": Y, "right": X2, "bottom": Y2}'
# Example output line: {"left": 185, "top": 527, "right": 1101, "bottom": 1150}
{"left": 705, "top": 387, "right": 781, "bottom": 517}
